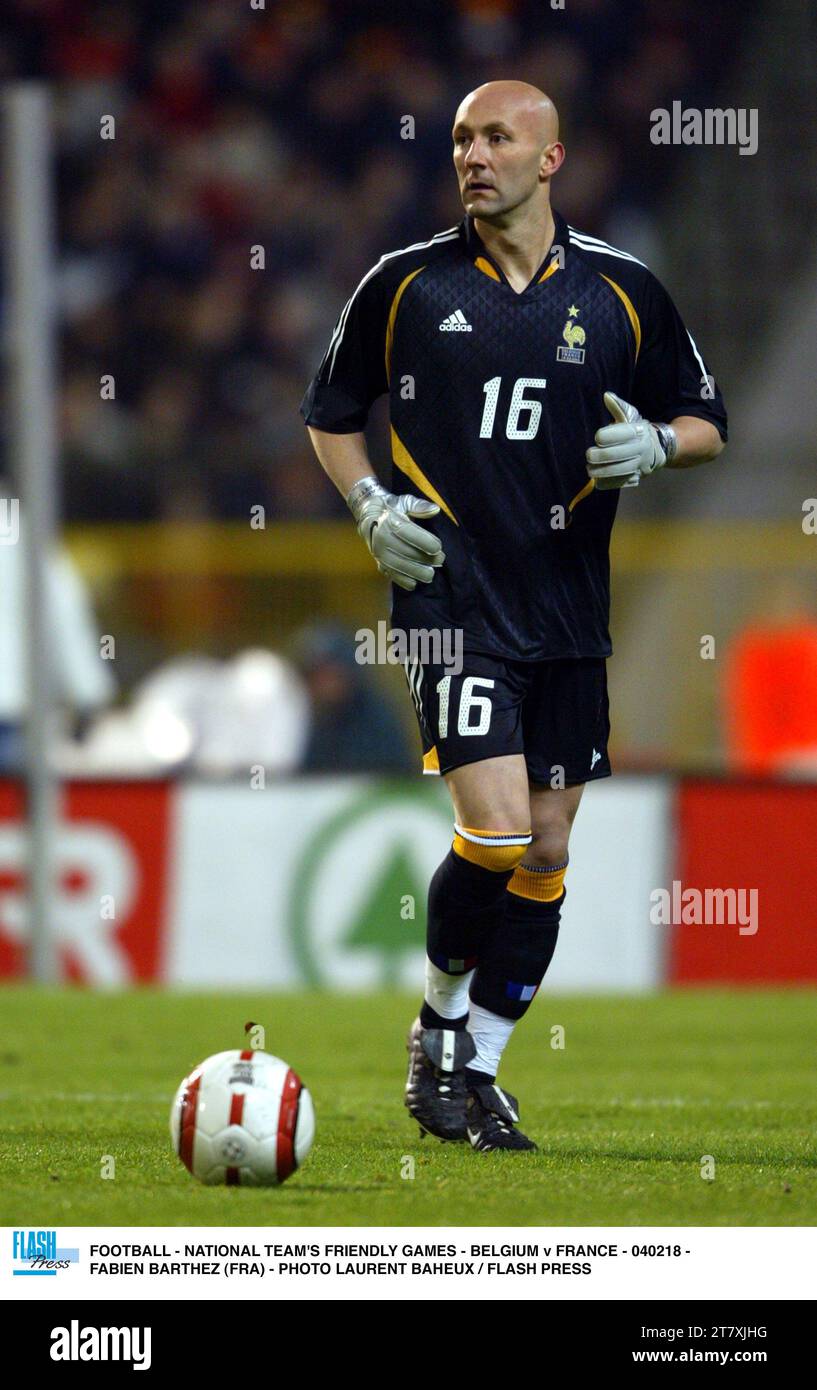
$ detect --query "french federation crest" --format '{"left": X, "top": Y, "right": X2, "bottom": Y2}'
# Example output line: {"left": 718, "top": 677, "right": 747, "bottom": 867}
{"left": 557, "top": 306, "right": 586, "bottom": 363}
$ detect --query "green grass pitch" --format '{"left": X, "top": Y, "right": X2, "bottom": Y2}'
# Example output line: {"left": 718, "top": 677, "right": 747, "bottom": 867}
{"left": 2, "top": 986, "right": 815, "bottom": 1227}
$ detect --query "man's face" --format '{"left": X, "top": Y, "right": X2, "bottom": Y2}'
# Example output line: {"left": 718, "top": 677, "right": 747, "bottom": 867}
{"left": 453, "top": 96, "right": 547, "bottom": 220}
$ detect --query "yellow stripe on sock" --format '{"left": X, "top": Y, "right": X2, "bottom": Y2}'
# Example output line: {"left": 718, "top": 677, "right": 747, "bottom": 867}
{"left": 452, "top": 827, "right": 532, "bottom": 872}
{"left": 508, "top": 863, "right": 567, "bottom": 901}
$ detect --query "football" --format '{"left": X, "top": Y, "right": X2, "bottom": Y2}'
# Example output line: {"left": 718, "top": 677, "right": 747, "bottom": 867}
{"left": 170, "top": 1049, "right": 315, "bottom": 1186}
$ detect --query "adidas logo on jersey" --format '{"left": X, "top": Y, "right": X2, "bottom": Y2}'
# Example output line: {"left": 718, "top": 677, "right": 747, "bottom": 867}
{"left": 439, "top": 309, "right": 472, "bottom": 331}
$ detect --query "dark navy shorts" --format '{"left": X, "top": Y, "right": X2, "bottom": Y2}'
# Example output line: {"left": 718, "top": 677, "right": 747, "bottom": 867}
{"left": 403, "top": 652, "right": 611, "bottom": 786}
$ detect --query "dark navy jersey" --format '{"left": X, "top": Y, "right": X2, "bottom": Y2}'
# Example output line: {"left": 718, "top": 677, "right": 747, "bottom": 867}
{"left": 301, "top": 209, "right": 727, "bottom": 661}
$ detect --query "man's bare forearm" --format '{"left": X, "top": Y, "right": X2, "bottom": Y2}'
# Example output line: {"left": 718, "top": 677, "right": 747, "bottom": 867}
{"left": 306, "top": 426, "right": 376, "bottom": 500}
{"left": 666, "top": 415, "right": 725, "bottom": 469}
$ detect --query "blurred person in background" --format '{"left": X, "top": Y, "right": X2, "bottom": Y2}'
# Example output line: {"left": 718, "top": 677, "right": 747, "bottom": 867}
{"left": 293, "top": 623, "right": 414, "bottom": 775}
{"left": 0, "top": 482, "right": 115, "bottom": 773}
{"left": 66, "top": 649, "right": 310, "bottom": 777}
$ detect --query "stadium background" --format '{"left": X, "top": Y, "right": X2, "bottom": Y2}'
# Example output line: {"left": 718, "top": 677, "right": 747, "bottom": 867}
{"left": 1, "top": 0, "right": 816, "bottom": 994}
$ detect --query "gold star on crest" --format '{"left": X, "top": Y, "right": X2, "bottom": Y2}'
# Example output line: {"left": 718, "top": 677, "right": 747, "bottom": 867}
{"left": 568, "top": 304, "right": 580, "bottom": 318}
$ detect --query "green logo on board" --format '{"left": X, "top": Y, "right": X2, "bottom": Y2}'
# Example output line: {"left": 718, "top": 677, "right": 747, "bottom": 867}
{"left": 287, "top": 784, "right": 450, "bottom": 986}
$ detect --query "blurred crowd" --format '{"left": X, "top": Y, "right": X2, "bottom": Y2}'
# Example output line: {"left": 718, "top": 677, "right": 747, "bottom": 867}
{"left": 0, "top": 0, "right": 744, "bottom": 524}
{"left": 52, "top": 630, "right": 413, "bottom": 778}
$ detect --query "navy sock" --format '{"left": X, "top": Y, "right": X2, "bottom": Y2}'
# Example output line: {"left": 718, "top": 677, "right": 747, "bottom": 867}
{"left": 469, "top": 889, "right": 565, "bottom": 1021}
{"left": 464, "top": 1066, "right": 495, "bottom": 1087}
{"left": 426, "top": 848, "right": 513, "bottom": 974}
{"left": 419, "top": 1003, "right": 469, "bottom": 1031}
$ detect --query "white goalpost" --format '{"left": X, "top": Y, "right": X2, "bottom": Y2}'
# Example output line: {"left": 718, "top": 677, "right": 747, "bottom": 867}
{"left": 3, "top": 83, "right": 60, "bottom": 981}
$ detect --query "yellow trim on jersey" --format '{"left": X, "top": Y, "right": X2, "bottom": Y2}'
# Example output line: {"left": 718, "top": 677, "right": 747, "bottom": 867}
{"left": 475, "top": 254, "right": 559, "bottom": 284}
{"left": 385, "top": 266, "right": 426, "bottom": 382}
{"left": 568, "top": 477, "right": 596, "bottom": 514}
{"left": 422, "top": 746, "right": 440, "bottom": 775}
{"left": 599, "top": 273, "right": 641, "bottom": 360}
{"left": 474, "top": 255, "right": 501, "bottom": 281}
{"left": 390, "top": 426, "right": 459, "bottom": 525}
{"left": 538, "top": 259, "right": 561, "bottom": 283}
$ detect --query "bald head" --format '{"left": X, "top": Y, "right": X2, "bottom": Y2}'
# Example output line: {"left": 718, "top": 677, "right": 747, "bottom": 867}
{"left": 452, "top": 80, "right": 563, "bottom": 224}
{"left": 458, "top": 81, "right": 559, "bottom": 144}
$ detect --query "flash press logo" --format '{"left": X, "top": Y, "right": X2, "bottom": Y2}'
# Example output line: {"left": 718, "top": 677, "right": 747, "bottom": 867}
{"left": 51, "top": 1321, "right": 151, "bottom": 1371}
{"left": 12, "top": 1229, "right": 79, "bottom": 1276}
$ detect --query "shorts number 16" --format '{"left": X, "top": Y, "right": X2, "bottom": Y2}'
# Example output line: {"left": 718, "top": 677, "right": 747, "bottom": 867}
{"left": 436, "top": 675, "right": 495, "bottom": 737}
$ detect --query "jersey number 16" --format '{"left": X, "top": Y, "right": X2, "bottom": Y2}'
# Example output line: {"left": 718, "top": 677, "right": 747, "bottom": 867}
{"left": 479, "top": 377, "right": 548, "bottom": 441}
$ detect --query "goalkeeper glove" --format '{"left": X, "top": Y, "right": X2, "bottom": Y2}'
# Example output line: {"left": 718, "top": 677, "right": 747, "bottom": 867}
{"left": 346, "top": 476, "right": 445, "bottom": 591}
{"left": 585, "top": 391, "right": 677, "bottom": 490}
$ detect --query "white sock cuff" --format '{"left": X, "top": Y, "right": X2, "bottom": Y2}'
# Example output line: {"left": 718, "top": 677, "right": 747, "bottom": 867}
{"left": 466, "top": 1000, "right": 517, "bottom": 1076}
{"left": 424, "top": 958, "right": 474, "bottom": 1020}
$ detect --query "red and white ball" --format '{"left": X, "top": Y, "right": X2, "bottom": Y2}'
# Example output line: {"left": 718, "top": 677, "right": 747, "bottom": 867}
{"left": 170, "top": 1049, "right": 315, "bottom": 1186}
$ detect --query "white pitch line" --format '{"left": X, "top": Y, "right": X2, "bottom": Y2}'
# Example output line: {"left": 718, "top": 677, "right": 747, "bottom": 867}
{"left": 0, "top": 1090, "right": 170, "bottom": 1103}
{"left": 559, "top": 1097, "right": 776, "bottom": 1111}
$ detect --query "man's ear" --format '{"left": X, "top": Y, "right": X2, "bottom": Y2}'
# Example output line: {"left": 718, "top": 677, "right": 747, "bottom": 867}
{"left": 540, "top": 142, "right": 565, "bottom": 179}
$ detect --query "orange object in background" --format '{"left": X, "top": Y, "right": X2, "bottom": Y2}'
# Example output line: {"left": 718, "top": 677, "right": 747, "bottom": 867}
{"left": 671, "top": 780, "right": 817, "bottom": 984}
{"left": 724, "top": 618, "right": 817, "bottom": 775}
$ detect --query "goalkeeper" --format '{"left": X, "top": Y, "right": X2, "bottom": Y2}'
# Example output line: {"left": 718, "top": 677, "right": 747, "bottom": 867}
{"left": 302, "top": 79, "right": 727, "bottom": 1152}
